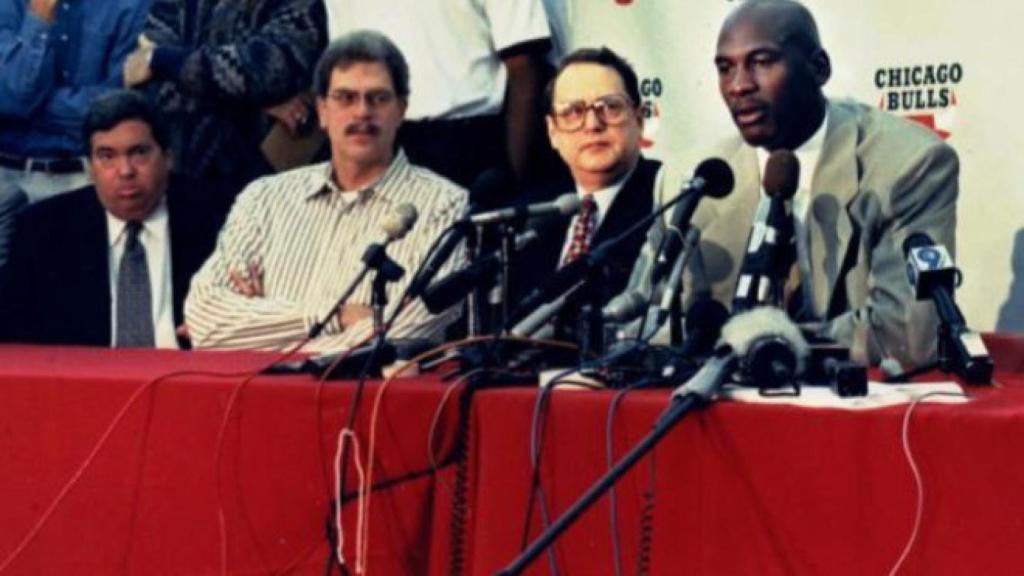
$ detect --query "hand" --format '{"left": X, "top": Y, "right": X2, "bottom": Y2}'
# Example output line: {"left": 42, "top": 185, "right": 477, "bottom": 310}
{"left": 123, "top": 35, "right": 155, "bottom": 87}
{"left": 337, "top": 305, "right": 372, "bottom": 330}
{"left": 175, "top": 323, "right": 190, "bottom": 341}
{"left": 265, "top": 94, "right": 314, "bottom": 136}
{"left": 229, "top": 263, "right": 264, "bottom": 297}
{"left": 28, "top": 0, "right": 58, "bottom": 23}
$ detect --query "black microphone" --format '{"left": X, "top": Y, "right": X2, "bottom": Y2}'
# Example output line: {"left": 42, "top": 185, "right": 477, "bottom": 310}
{"left": 466, "top": 193, "right": 580, "bottom": 226}
{"left": 903, "top": 233, "right": 993, "bottom": 384}
{"left": 421, "top": 228, "right": 541, "bottom": 314}
{"left": 672, "top": 305, "right": 809, "bottom": 400}
{"left": 676, "top": 298, "right": 731, "bottom": 359}
{"left": 732, "top": 150, "right": 799, "bottom": 312}
{"left": 505, "top": 158, "right": 736, "bottom": 329}
{"left": 405, "top": 168, "right": 507, "bottom": 301}
{"left": 652, "top": 158, "right": 734, "bottom": 281}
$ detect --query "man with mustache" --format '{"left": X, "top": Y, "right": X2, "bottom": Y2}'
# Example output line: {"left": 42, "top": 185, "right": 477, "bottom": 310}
{"left": 0, "top": 90, "right": 226, "bottom": 348}
{"left": 324, "top": 0, "right": 552, "bottom": 189}
{"left": 184, "top": 31, "right": 468, "bottom": 352}
{"left": 628, "top": 0, "right": 958, "bottom": 370}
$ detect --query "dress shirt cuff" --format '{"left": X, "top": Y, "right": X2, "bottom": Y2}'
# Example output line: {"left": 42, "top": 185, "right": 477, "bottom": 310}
{"left": 151, "top": 46, "right": 189, "bottom": 81}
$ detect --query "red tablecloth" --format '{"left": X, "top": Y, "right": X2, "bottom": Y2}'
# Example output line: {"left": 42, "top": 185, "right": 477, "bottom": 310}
{"left": 462, "top": 335, "right": 1024, "bottom": 575}
{"left": 4, "top": 336, "right": 1024, "bottom": 575}
{"left": 0, "top": 346, "right": 462, "bottom": 575}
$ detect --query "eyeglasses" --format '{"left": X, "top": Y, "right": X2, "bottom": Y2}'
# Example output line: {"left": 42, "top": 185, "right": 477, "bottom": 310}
{"left": 327, "top": 88, "right": 397, "bottom": 109}
{"left": 550, "top": 94, "right": 635, "bottom": 132}
{"left": 91, "top": 144, "right": 157, "bottom": 169}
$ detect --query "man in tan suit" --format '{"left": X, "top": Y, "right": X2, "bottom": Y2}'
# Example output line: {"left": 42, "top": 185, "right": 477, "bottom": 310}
{"left": 630, "top": 0, "right": 958, "bottom": 370}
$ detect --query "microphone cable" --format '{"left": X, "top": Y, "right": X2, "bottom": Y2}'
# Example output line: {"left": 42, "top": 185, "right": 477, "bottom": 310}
{"left": 604, "top": 377, "right": 658, "bottom": 576}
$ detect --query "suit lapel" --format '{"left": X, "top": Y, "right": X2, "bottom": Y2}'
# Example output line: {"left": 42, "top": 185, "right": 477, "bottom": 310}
{"left": 809, "top": 101, "right": 860, "bottom": 317}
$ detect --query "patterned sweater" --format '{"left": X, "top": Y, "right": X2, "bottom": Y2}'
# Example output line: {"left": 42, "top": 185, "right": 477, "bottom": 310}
{"left": 142, "top": 0, "right": 326, "bottom": 187}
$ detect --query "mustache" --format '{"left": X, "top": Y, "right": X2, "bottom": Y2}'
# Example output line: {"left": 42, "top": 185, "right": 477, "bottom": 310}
{"left": 345, "top": 122, "right": 381, "bottom": 136}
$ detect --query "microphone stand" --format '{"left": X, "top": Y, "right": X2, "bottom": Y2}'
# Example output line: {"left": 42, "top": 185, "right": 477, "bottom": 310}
{"left": 369, "top": 247, "right": 405, "bottom": 334}
{"left": 497, "top": 222, "right": 516, "bottom": 332}
{"left": 497, "top": 352, "right": 735, "bottom": 576}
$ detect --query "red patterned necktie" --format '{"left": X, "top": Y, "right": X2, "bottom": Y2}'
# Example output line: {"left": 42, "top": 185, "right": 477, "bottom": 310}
{"left": 562, "top": 194, "right": 597, "bottom": 266}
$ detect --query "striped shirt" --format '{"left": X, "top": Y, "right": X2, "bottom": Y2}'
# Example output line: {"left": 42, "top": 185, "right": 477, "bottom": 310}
{"left": 184, "top": 151, "right": 468, "bottom": 352}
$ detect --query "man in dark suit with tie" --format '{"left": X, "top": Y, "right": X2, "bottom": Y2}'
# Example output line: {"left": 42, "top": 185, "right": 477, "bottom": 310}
{"left": 509, "top": 47, "right": 676, "bottom": 339}
{"left": 0, "top": 90, "right": 227, "bottom": 348}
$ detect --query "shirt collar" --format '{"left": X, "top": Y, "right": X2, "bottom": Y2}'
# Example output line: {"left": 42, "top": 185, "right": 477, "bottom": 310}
{"left": 304, "top": 149, "right": 411, "bottom": 205}
{"left": 755, "top": 108, "right": 829, "bottom": 185}
{"left": 106, "top": 195, "right": 169, "bottom": 248}
{"left": 574, "top": 163, "right": 634, "bottom": 222}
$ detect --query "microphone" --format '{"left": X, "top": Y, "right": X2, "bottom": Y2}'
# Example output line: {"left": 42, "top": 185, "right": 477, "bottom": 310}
{"left": 421, "top": 228, "right": 541, "bottom": 314}
{"left": 676, "top": 298, "right": 730, "bottom": 359}
{"left": 466, "top": 193, "right": 581, "bottom": 226}
{"left": 305, "top": 204, "right": 418, "bottom": 339}
{"left": 648, "top": 227, "right": 702, "bottom": 333}
{"left": 380, "top": 203, "right": 418, "bottom": 242}
{"left": 603, "top": 290, "right": 648, "bottom": 323}
{"left": 362, "top": 203, "right": 418, "bottom": 281}
{"left": 903, "top": 233, "right": 993, "bottom": 383}
{"left": 672, "top": 305, "right": 809, "bottom": 400}
{"left": 406, "top": 208, "right": 471, "bottom": 301}
{"left": 652, "top": 158, "right": 734, "bottom": 281}
{"left": 509, "top": 280, "right": 586, "bottom": 338}
{"left": 732, "top": 150, "right": 799, "bottom": 312}
{"left": 505, "top": 158, "right": 735, "bottom": 330}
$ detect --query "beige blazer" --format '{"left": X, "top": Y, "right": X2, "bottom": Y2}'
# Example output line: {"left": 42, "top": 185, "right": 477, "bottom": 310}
{"left": 632, "top": 99, "right": 959, "bottom": 369}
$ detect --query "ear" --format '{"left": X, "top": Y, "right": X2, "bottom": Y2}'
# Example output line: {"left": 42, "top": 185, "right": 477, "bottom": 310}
{"left": 545, "top": 114, "right": 559, "bottom": 149}
{"left": 316, "top": 96, "right": 329, "bottom": 130}
{"left": 811, "top": 49, "right": 831, "bottom": 87}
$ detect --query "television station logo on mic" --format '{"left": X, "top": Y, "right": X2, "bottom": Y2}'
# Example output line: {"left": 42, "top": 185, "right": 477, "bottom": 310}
{"left": 639, "top": 76, "right": 663, "bottom": 149}
{"left": 874, "top": 61, "right": 963, "bottom": 140}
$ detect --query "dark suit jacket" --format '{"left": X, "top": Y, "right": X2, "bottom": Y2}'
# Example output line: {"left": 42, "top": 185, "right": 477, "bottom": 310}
{"left": 0, "top": 176, "right": 228, "bottom": 347}
{"left": 510, "top": 157, "right": 660, "bottom": 333}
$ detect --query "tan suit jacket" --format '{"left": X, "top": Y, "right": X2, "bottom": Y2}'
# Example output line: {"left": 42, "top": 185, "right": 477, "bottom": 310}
{"left": 633, "top": 99, "right": 958, "bottom": 369}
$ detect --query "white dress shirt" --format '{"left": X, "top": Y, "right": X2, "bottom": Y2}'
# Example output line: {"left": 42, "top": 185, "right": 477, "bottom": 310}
{"left": 106, "top": 198, "right": 178, "bottom": 348}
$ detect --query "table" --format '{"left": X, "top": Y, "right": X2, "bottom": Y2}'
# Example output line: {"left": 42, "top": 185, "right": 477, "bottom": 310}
{"left": 4, "top": 336, "right": 1023, "bottom": 575}
{"left": 460, "top": 335, "right": 1024, "bottom": 575}
{"left": 0, "top": 346, "right": 462, "bottom": 575}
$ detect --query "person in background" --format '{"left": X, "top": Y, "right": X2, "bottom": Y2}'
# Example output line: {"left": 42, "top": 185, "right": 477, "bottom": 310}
{"left": 0, "top": 90, "right": 228, "bottom": 348}
{"left": 123, "top": 0, "right": 326, "bottom": 196}
{"left": 0, "top": 0, "right": 151, "bottom": 267}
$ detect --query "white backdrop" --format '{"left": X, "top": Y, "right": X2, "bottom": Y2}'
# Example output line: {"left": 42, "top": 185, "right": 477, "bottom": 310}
{"left": 544, "top": 0, "right": 1024, "bottom": 331}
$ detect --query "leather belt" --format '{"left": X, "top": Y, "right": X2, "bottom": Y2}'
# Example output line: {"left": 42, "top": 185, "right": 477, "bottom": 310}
{"left": 0, "top": 151, "right": 86, "bottom": 175}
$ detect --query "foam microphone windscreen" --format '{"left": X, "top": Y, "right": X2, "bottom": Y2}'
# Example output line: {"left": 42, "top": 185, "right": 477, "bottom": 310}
{"left": 381, "top": 203, "right": 419, "bottom": 241}
{"left": 763, "top": 150, "right": 800, "bottom": 200}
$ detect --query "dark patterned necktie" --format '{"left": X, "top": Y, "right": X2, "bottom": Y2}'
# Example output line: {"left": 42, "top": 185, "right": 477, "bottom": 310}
{"left": 561, "top": 194, "right": 597, "bottom": 266}
{"left": 115, "top": 222, "right": 155, "bottom": 347}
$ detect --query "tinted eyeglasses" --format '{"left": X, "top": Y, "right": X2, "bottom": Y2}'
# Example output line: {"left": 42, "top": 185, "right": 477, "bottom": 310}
{"left": 550, "top": 94, "right": 636, "bottom": 132}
